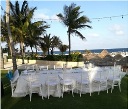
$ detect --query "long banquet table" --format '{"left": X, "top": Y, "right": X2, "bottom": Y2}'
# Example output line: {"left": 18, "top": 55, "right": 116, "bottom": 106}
{"left": 12, "top": 66, "right": 126, "bottom": 98}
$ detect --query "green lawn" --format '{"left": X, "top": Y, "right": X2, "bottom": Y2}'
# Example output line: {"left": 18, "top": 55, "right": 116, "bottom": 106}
{"left": 1, "top": 70, "right": 128, "bottom": 109}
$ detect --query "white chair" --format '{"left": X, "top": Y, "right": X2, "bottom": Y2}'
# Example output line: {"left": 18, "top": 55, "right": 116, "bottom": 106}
{"left": 27, "top": 74, "right": 43, "bottom": 102}
{"left": 76, "top": 71, "right": 91, "bottom": 97}
{"left": 35, "top": 64, "right": 40, "bottom": 73}
{"left": 108, "top": 68, "right": 122, "bottom": 93}
{"left": 89, "top": 67, "right": 108, "bottom": 95}
{"left": 63, "top": 64, "right": 72, "bottom": 70}
{"left": 45, "top": 70, "right": 60, "bottom": 99}
{"left": 54, "top": 65, "right": 63, "bottom": 70}
{"left": 10, "top": 69, "right": 20, "bottom": 96}
{"left": 39, "top": 65, "right": 48, "bottom": 71}
{"left": 60, "top": 70, "right": 75, "bottom": 97}
{"left": 21, "top": 70, "right": 29, "bottom": 76}
{"left": 97, "top": 70, "right": 109, "bottom": 94}
{"left": 10, "top": 82, "right": 17, "bottom": 96}
{"left": 25, "top": 65, "right": 35, "bottom": 71}
{"left": 87, "top": 63, "right": 94, "bottom": 69}
{"left": 27, "top": 69, "right": 36, "bottom": 74}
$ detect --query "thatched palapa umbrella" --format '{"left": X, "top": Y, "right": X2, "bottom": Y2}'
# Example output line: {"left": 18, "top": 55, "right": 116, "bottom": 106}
{"left": 98, "top": 49, "right": 109, "bottom": 58}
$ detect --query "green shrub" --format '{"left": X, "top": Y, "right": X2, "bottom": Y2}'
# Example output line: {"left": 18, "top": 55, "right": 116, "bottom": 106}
{"left": 70, "top": 53, "right": 83, "bottom": 62}
{"left": 7, "top": 53, "right": 83, "bottom": 62}
{"left": 43, "top": 55, "right": 66, "bottom": 61}
{"left": 42, "top": 54, "right": 83, "bottom": 62}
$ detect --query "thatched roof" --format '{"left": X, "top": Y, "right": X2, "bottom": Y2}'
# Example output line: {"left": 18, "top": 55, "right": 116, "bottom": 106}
{"left": 118, "top": 56, "right": 128, "bottom": 65}
{"left": 114, "top": 54, "right": 123, "bottom": 61}
{"left": 98, "top": 49, "right": 109, "bottom": 58}
{"left": 83, "top": 53, "right": 98, "bottom": 60}
{"left": 102, "top": 54, "right": 113, "bottom": 61}
{"left": 96, "top": 54, "right": 113, "bottom": 66}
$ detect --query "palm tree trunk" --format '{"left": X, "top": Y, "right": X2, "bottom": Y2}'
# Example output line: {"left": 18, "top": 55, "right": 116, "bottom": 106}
{"left": 20, "top": 42, "right": 25, "bottom": 64}
{"left": 7, "top": 40, "right": 12, "bottom": 56}
{"left": 35, "top": 45, "right": 38, "bottom": 54}
{"left": 43, "top": 52, "right": 46, "bottom": 57}
{"left": 51, "top": 47, "right": 54, "bottom": 55}
{"left": 48, "top": 48, "right": 49, "bottom": 55}
{"left": 31, "top": 46, "right": 33, "bottom": 55}
{"left": 68, "top": 29, "right": 71, "bottom": 55}
{"left": 6, "top": 0, "right": 17, "bottom": 71}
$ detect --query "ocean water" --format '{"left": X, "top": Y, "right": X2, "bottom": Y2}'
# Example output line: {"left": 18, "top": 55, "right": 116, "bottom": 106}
{"left": 37, "top": 48, "right": 128, "bottom": 55}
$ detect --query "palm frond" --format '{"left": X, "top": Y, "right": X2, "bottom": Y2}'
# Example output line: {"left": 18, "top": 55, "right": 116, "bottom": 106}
{"left": 21, "top": 1, "right": 28, "bottom": 14}
{"left": 71, "top": 30, "right": 86, "bottom": 40}
{"left": 15, "top": 1, "right": 20, "bottom": 16}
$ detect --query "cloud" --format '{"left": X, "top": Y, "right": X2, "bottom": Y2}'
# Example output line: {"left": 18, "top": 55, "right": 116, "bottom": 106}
{"left": 35, "top": 8, "right": 50, "bottom": 14}
{"left": 108, "top": 24, "right": 124, "bottom": 36}
{"left": 51, "top": 14, "right": 60, "bottom": 21}
{"left": 115, "top": 30, "right": 124, "bottom": 35}
{"left": 33, "top": 12, "right": 60, "bottom": 22}
{"left": 86, "top": 33, "right": 100, "bottom": 37}
{"left": 34, "top": 13, "right": 50, "bottom": 19}
{"left": 33, "top": 9, "right": 50, "bottom": 20}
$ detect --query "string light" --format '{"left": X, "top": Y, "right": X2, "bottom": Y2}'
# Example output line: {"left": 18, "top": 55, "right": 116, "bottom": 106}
{"left": 1, "top": 5, "right": 128, "bottom": 22}
{"left": 91, "top": 14, "right": 128, "bottom": 21}
{"left": 32, "top": 14, "right": 128, "bottom": 22}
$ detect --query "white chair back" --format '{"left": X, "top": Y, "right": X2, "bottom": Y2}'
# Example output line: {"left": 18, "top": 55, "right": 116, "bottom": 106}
{"left": 62, "top": 70, "right": 74, "bottom": 83}
{"left": 35, "top": 64, "right": 40, "bottom": 73}
{"left": 54, "top": 65, "right": 63, "bottom": 70}
{"left": 11, "top": 69, "right": 19, "bottom": 83}
{"left": 28, "top": 74, "right": 38, "bottom": 82}
{"left": 81, "top": 71, "right": 90, "bottom": 82}
{"left": 25, "top": 65, "right": 35, "bottom": 71}
{"left": 46, "top": 71, "right": 59, "bottom": 84}
{"left": 27, "top": 73, "right": 43, "bottom": 101}
{"left": 39, "top": 65, "right": 48, "bottom": 71}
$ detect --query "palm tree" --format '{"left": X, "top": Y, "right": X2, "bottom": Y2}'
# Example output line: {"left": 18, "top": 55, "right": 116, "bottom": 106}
{"left": 25, "top": 20, "right": 49, "bottom": 55}
{"left": 9, "top": 1, "right": 37, "bottom": 64}
{"left": 3, "top": 0, "right": 49, "bottom": 63}
{"left": 50, "top": 35, "right": 62, "bottom": 55}
{"left": 9, "top": 1, "right": 29, "bottom": 64}
{"left": 58, "top": 44, "right": 69, "bottom": 55}
{"left": 39, "top": 42, "right": 48, "bottom": 57}
{"left": 25, "top": 37, "right": 35, "bottom": 55}
{"left": 57, "top": 3, "right": 92, "bottom": 55}
{"left": 42, "top": 34, "right": 52, "bottom": 55}
{"left": 6, "top": 0, "right": 17, "bottom": 71}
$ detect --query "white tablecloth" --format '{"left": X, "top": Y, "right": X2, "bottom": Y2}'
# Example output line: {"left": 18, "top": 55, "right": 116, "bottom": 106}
{"left": 12, "top": 66, "right": 126, "bottom": 97}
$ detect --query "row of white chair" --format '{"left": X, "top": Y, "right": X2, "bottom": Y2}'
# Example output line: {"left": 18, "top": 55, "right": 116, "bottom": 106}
{"left": 76, "top": 67, "right": 123, "bottom": 97}
{"left": 76, "top": 70, "right": 108, "bottom": 97}
{"left": 10, "top": 66, "right": 124, "bottom": 101}
{"left": 27, "top": 67, "right": 124, "bottom": 100}
{"left": 25, "top": 69, "right": 75, "bottom": 101}
{"left": 25, "top": 64, "right": 74, "bottom": 71}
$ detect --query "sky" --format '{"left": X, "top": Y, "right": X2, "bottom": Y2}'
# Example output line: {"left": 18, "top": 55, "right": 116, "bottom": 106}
{"left": 1, "top": 0, "right": 128, "bottom": 52}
